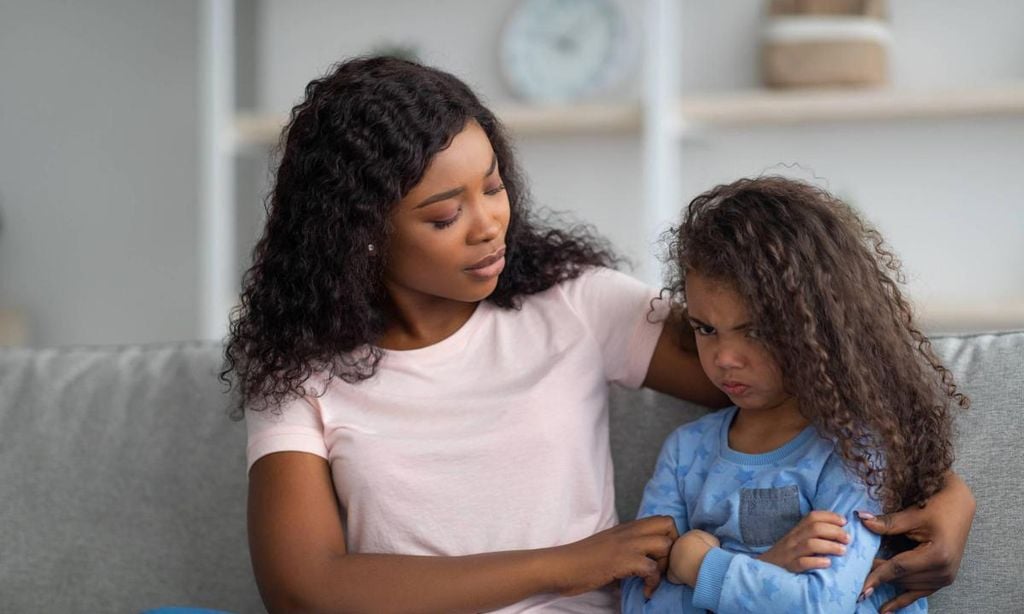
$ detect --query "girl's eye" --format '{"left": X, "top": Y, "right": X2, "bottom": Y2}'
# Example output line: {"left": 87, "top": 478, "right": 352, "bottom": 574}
{"left": 694, "top": 324, "right": 715, "bottom": 336}
{"left": 745, "top": 329, "right": 760, "bottom": 340}
{"left": 485, "top": 183, "right": 506, "bottom": 196}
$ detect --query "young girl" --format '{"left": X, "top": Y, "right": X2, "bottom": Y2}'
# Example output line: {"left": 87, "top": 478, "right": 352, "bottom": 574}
{"left": 622, "top": 177, "right": 969, "bottom": 613}
{"left": 224, "top": 56, "right": 972, "bottom": 613}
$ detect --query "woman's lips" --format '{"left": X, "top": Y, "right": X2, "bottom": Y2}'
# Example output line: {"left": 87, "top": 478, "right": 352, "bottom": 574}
{"left": 465, "top": 247, "right": 506, "bottom": 280}
{"left": 721, "top": 382, "right": 751, "bottom": 396}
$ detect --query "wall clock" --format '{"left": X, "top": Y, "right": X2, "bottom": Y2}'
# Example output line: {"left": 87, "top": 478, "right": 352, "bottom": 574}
{"left": 500, "top": 0, "right": 634, "bottom": 103}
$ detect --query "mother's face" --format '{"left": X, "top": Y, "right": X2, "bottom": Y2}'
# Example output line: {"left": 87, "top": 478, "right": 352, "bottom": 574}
{"left": 384, "top": 120, "right": 511, "bottom": 307}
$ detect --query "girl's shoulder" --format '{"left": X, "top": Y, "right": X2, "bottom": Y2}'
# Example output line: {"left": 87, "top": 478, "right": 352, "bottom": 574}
{"left": 663, "top": 406, "right": 736, "bottom": 457}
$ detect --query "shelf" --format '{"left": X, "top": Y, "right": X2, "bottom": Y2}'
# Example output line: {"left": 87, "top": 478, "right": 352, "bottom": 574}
{"left": 232, "top": 84, "right": 1024, "bottom": 148}
{"left": 677, "top": 83, "right": 1024, "bottom": 130}
{"left": 917, "top": 298, "right": 1024, "bottom": 334}
{"left": 232, "top": 103, "right": 644, "bottom": 149}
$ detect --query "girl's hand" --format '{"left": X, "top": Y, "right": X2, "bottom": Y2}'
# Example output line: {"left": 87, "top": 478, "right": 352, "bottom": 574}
{"left": 858, "top": 472, "right": 975, "bottom": 613}
{"left": 550, "top": 516, "right": 678, "bottom": 598}
{"left": 666, "top": 529, "right": 720, "bottom": 587}
{"left": 758, "top": 510, "right": 851, "bottom": 572}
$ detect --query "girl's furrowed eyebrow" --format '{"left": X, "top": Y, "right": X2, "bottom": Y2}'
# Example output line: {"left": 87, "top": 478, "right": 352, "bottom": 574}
{"left": 688, "top": 316, "right": 752, "bottom": 332}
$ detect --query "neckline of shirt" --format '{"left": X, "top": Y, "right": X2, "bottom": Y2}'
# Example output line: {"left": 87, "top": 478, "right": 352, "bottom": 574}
{"left": 717, "top": 406, "right": 819, "bottom": 466}
{"left": 377, "top": 300, "right": 491, "bottom": 365}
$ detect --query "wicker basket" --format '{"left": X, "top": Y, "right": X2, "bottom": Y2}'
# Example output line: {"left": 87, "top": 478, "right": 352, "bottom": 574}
{"left": 762, "top": 0, "right": 890, "bottom": 88}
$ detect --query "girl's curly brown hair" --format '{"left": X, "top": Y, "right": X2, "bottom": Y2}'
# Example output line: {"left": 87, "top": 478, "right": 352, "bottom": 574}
{"left": 221, "top": 56, "right": 616, "bottom": 416}
{"left": 665, "top": 176, "right": 968, "bottom": 512}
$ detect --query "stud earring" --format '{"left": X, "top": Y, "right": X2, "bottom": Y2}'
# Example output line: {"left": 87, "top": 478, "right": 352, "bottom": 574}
{"left": 367, "top": 243, "right": 376, "bottom": 254}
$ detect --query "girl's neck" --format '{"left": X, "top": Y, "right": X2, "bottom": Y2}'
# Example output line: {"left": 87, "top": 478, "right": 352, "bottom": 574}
{"left": 729, "top": 397, "right": 810, "bottom": 455}
{"left": 377, "top": 291, "right": 479, "bottom": 351}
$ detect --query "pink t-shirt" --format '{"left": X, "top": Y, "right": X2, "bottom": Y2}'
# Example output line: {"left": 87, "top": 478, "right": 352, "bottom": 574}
{"left": 246, "top": 268, "right": 668, "bottom": 613}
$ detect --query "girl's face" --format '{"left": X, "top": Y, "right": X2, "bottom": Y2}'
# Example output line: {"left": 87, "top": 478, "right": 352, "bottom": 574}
{"left": 385, "top": 121, "right": 511, "bottom": 307}
{"left": 685, "top": 269, "right": 796, "bottom": 413}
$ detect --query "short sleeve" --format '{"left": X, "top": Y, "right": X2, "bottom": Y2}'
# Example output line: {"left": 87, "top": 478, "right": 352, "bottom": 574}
{"left": 245, "top": 392, "right": 329, "bottom": 472}
{"left": 560, "top": 267, "right": 669, "bottom": 388}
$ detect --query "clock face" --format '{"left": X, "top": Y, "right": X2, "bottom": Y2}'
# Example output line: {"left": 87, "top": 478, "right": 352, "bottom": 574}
{"left": 500, "top": 0, "right": 631, "bottom": 103}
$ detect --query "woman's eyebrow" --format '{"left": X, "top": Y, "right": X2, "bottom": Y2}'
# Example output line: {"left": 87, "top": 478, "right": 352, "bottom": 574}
{"left": 416, "top": 187, "right": 463, "bottom": 209}
{"left": 413, "top": 155, "right": 497, "bottom": 208}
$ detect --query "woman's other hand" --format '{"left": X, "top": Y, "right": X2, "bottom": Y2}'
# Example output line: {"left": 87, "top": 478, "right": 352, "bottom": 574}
{"left": 858, "top": 472, "right": 975, "bottom": 613}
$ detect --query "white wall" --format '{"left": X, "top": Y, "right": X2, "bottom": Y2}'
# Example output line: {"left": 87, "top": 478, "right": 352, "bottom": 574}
{"left": 2, "top": 1, "right": 1021, "bottom": 346}
{"left": 0, "top": 0, "right": 201, "bottom": 346}
{"left": 249, "top": 0, "right": 1024, "bottom": 313}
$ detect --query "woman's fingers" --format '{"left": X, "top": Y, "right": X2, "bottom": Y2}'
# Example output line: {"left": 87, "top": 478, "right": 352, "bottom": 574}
{"left": 635, "top": 515, "right": 679, "bottom": 540}
{"left": 863, "top": 545, "right": 935, "bottom": 591}
{"left": 877, "top": 589, "right": 933, "bottom": 613}
{"left": 858, "top": 507, "right": 924, "bottom": 539}
{"left": 637, "top": 535, "right": 675, "bottom": 560}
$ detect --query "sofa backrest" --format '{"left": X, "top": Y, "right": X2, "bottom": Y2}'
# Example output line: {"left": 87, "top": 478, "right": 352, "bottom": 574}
{"left": 1, "top": 331, "right": 1021, "bottom": 612}
{"left": 0, "top": 343, "right": 259, "bottom": 613}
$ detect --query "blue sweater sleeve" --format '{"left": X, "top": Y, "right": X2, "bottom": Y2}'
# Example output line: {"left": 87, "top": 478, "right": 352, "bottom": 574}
{"left": 621, "top": 428, "right": 695, "bottom": 613}
{"left": 692, "top": 454, "right": 882, "bottom": 613}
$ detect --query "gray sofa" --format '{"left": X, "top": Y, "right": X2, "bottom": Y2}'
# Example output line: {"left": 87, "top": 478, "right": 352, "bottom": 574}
{"left": 2, "top": 331, "right": 1021, "bottom": 613}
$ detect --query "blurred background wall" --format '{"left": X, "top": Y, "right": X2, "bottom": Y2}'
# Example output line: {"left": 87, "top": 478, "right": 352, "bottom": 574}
{"left": 1, "top": 0, "right": 1022, "bottom": 346}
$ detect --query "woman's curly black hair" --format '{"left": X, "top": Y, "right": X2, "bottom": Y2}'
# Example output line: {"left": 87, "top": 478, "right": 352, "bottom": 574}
{"left": 665, "top": 176, "right": 968, "bottom": 512}
{"left": 222, "top": 56, "right": 616, "bottom": 416}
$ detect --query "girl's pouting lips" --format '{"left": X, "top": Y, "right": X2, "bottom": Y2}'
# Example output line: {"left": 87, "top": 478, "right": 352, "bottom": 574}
{"left": 721, "top": 381, "right": 751, "bottom": 396}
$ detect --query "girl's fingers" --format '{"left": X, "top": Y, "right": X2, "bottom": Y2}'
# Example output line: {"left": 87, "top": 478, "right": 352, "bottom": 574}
{"left": 792, "top": 556, "right": 831, "bottom": 572}
{"left": 804, "top": 537, "right": 847, "bottom": 557}
{"left": 804, "top": 510, "right": 847, "bottom": 526}
{"left": 809, "top": 522, "right": 852, "bottom": 544}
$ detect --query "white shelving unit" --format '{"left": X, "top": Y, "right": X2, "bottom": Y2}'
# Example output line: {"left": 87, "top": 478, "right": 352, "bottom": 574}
{"left": 232, "top": 85, "right": 1024, "bottom": 149}
{"left": 201, "top": 0, "right": 1024, "bottom": 338}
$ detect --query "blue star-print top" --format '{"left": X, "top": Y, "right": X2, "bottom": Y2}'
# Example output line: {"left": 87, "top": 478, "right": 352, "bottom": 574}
{"left": 621, "top": 406, "right": 926, "bottom": 613}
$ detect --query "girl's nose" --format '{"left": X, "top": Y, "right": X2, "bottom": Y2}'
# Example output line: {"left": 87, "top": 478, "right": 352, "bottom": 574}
{"left": 714, "top": 345, "right": 744, "bottom": 370}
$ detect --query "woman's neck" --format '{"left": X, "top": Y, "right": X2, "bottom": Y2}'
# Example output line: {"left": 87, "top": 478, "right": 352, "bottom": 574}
{"left": 377, "top": 290, "right": 479, "bottom": 351}
{"left": 728, "top": 397, "right": 810, "bottom": 455}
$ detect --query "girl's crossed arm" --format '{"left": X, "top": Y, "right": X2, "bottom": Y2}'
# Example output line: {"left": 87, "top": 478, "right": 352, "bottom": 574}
{"left": 673, "top": 456, "right": 925, "bottom": 614}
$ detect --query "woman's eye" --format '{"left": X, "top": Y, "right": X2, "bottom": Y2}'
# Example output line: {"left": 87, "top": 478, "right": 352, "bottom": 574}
{"left": 485, "top": 183, "right": 506, "bottom": 196}
{"left": 431, "top": 206, "right": 461, "bottom": 229}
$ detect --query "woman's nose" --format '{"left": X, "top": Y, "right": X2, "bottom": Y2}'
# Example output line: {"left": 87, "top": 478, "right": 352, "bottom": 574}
{"left": 467, "top": 199, "right": 502, "bottom": 244}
